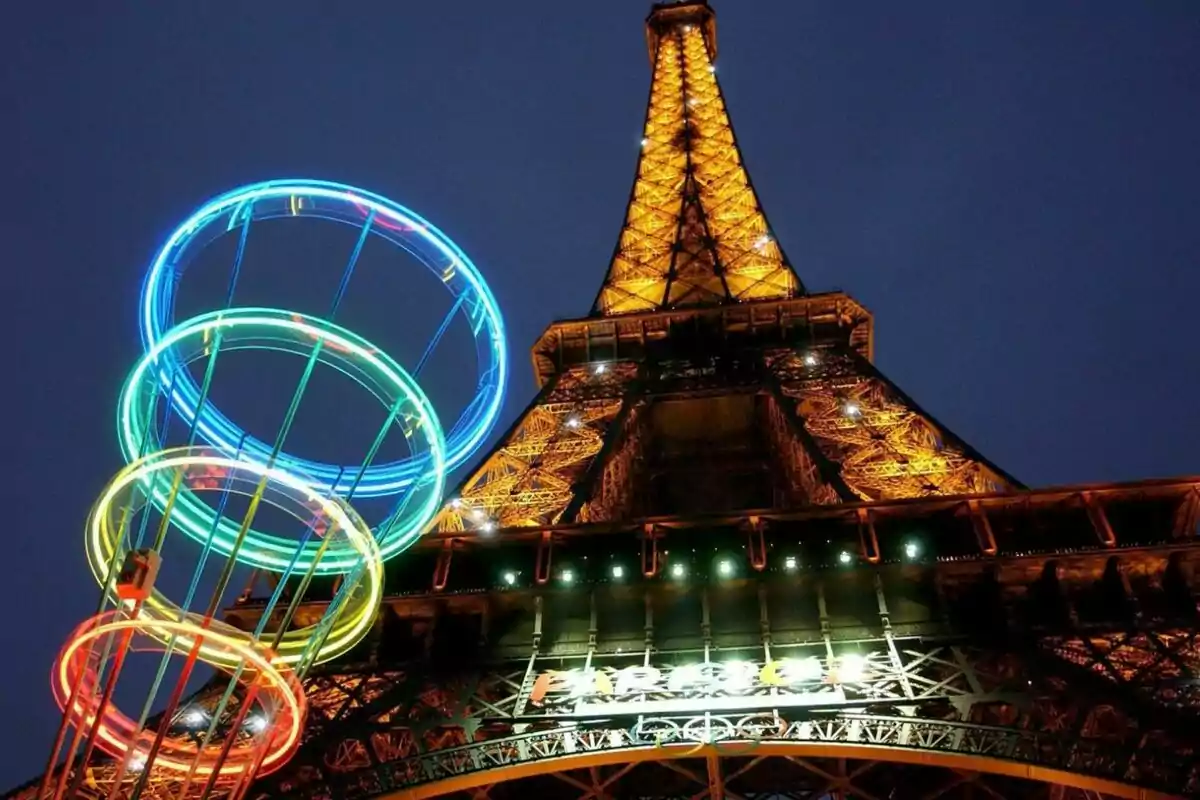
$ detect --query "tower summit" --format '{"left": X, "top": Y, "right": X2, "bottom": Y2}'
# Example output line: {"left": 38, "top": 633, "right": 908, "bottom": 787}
{"left": 595, "top": 1, "right": 802, "bottom": 314}
{"left": 14, "top": 2, "right": 1200, "bottom": 799}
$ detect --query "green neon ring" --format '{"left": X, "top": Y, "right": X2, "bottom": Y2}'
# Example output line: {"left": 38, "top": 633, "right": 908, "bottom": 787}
{"left": 117, "top": 308, "right": 446, "bottom": 574}
{"left": 84, "top": 447, "right": 384, "bottom": 668}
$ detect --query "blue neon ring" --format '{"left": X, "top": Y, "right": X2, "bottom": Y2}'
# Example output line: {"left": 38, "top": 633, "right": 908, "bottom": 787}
{"left": 139, "top": 179, "right": 507, "bottom": 499}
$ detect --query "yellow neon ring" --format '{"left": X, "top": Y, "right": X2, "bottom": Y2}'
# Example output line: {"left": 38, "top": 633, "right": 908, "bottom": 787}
{"left": 53, "top": 612, "right": 306, "bottom": 777}
{"left": 85, "top": 447, "right": 383, "bottom": 670}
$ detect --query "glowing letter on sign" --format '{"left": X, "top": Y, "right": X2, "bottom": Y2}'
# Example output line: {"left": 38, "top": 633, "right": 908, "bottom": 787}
{"left": 721, "top": 661, "right": 757, "bottom": 691}
{"left": 667, "top": 664, "right": 707, "bottom": 693}
{"left": 615, "top": 666, "right": 661, "bottom": 695}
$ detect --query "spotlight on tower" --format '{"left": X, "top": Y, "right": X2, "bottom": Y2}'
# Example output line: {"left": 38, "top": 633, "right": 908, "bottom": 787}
{"left": 244, "top": 714, "right": 269, "bottom": 734}
{"left": 837, "top": 653, "right": 867, "bottom": 683}
{"left": 180, "top": 707, "right": 208, "bottom": 728}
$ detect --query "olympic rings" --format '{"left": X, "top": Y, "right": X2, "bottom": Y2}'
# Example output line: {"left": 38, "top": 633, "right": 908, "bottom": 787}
{"left": 45, "top": 179, "right": 501, "bottom": 782}
{"left": 85, "top": 447, "right": 384, "bottom": 668}
{"left": 117, "top": 308, "right": 446, "bottom": 571}
{"left": 53, "top": 613, "right": 306, "bottom": 778}
{"left": 138, "top": 179, "right": 507, "bottom": 499}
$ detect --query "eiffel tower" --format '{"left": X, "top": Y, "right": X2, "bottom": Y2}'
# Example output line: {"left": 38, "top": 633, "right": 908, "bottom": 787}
{"left": 14, "top": 1, "right": 1200, "bottom": 799}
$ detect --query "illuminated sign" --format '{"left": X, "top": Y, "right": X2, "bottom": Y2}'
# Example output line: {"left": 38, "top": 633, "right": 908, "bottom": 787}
{"left": 527, "top": 656, "right": 868, "bottom": 717}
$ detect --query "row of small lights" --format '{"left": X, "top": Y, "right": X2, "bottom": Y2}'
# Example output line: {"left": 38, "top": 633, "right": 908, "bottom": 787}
{"left": 499, "top": 541, "right": 922, "bottom": 588}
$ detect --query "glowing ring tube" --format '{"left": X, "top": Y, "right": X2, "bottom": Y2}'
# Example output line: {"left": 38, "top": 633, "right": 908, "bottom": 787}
{"left": 139, "top": 179, "right": 507, "bottom": 499}
{"left": 52, "top": 613, "right": 306, "bottom": 778}
{"left": 85, "top": 448, "right": 384, "bottom": 668}
{"left": 117, "top": 308, "right": 446, "bottom": 571}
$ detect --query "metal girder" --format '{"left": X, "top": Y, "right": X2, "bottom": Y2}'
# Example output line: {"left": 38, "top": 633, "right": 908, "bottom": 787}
{"left": 253, "top": 709, "right": 1195, "bottom": 799}
{"left": 766, "top": 348, "right": 1018, "bottom": 501}
{"left": 16, "top": 752, "right": 1148, "bottom": 800}
{"left": 432, "top": 363, "right": 639, "bottom": 533}
{"left": 762, "top": 369, "right": 857, "bottom": 506}
{"left": 559, "top": 371, "right": 645, "bottom": 525}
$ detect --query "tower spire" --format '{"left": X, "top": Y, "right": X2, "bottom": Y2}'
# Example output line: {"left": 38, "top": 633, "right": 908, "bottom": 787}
{"left": 592, "top": 0, "right": 804, "bottom": 316}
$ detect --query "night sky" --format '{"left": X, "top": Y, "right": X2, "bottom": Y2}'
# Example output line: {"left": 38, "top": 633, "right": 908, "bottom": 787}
{"left": 4, "top": 0, "right": 1199, "bottom": 785}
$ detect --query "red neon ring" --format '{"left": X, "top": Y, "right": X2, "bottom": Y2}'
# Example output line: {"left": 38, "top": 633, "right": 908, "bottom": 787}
{"left": 52, "top": 613, "right": 306, "bottom": 778}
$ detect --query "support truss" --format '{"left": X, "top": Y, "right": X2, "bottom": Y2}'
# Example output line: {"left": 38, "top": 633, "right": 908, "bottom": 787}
{"left": 763, "top": 378, "right": 854, "bottom": 506}
{"left": 432, "top": 363, "right": 640, "bottom": 532}
{"left": 766, "top": 348, "right": 1020, "bottom": 501}
{"left": 1044, "top": 630, "right": 1200, "bottom": 714}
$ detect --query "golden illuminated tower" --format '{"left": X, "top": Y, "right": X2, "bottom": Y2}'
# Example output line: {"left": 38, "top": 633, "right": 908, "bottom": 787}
{"left": 430, "top": 0, "right": 1021, "bottom": 535}
{"left": 13, "top": 2, "right": 1199, "bottom": 799}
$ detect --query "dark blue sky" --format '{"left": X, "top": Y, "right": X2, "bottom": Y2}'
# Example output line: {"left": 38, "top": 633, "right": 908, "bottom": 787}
{"left": 3, "top": 0, "right": 1198, "bottom": 785}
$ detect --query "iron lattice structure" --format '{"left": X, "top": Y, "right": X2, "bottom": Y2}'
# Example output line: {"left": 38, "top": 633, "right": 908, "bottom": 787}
{"left": 12, "top": 1, "right": 1200, "bottom": 799}
{"left": 591, "top": 2, "right": 800, "bottom": 314}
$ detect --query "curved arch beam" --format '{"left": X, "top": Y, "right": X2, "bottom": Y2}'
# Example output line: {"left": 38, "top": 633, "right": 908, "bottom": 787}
{"left": 374, "top": 731, "right": 1179, "bottom": 800}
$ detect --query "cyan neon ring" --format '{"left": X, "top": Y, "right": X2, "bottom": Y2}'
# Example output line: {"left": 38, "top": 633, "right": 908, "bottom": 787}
{"left": 139, "top": 178, "right": 507, "bottom": 499}
{"left": 85, "top": 447, "right": 385, "bottom": 666}
{"left": 118, "top": 308, "right": 446, "bottom": 571}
